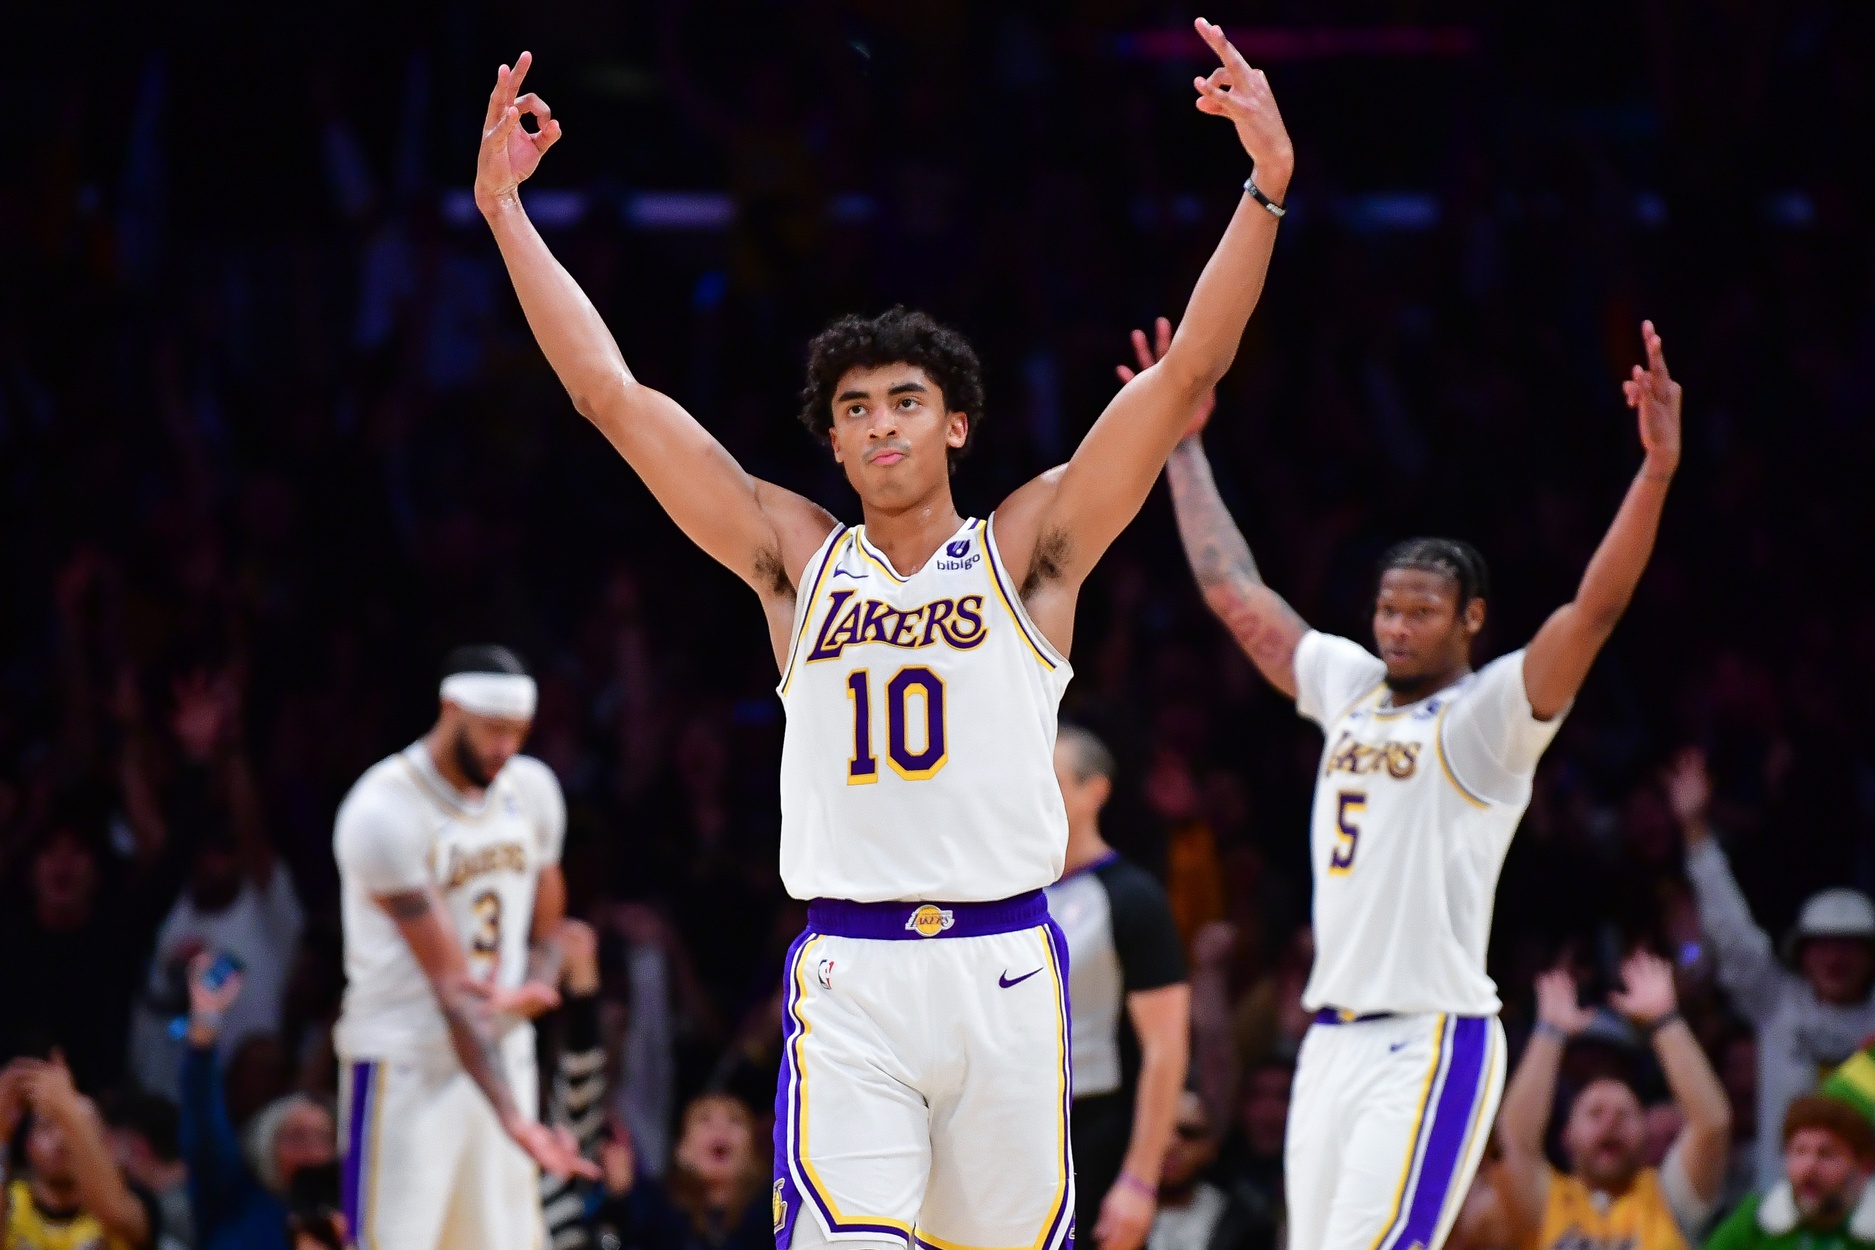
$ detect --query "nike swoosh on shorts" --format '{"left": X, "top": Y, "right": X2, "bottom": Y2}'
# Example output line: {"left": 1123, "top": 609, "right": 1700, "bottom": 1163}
{"left": 999, "top": 968, "right": 1042, "bottom": 988}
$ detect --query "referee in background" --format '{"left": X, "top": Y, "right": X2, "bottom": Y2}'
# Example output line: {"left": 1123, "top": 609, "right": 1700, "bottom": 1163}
{"left": 1047, "top": 726, "right": 1191, "bottom": 1250}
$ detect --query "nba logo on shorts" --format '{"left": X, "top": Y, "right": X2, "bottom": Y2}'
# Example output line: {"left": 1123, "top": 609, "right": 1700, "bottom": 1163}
{"left": 905, "top": 905, "right": 955, "bottom": 937}
{"left": 818, "top": 959, "right": 835, "bottom": 988}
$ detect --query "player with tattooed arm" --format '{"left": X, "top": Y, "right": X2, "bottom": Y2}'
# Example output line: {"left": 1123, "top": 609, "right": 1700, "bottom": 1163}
{"left": 1140, "top": 319, "right": 1684, "bottom": 1250}
{"left": 332, "top": 644, "right": 597, "bottom": 1250}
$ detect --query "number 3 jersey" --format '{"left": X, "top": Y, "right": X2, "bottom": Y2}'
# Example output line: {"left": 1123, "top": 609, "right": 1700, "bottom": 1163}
{"left": 332, "top": 743, "right": 565, "bottom": 1061}
{"left": 1295, "top": 631, "right": 1566, "bottom": 1018}
{"left": 777, "top": 517, "right": 1074, "bottom": 904}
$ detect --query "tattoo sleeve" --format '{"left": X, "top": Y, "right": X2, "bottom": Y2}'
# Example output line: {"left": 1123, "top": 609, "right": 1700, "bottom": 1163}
{"left": 378, "top": 888, "right": 520, "bottom": 1125}
{"left": 525, "top": 934, "right": 565, "bottom": 989}
{"left": 439, "top": 979, "right": 520, "bottom": 1124}
{"left": 1165, "top": 438, "right": 1307, "bottom": 686}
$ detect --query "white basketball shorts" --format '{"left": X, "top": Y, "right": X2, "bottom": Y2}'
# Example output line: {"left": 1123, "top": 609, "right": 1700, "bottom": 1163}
{"left": 340, "top": 1027, "right": 543, "bottom": 1250}
{"left": 773, "top": 892, "right": 1076, "bottom": 1250}
{"left": 1286, "top": 1011, "right": 1505, "bottom": 1250}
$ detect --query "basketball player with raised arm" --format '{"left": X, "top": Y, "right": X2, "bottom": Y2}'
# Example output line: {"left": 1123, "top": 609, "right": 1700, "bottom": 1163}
{"left": 1146, "top": 320, "right": 1683, "bottom": 1250}
{"left": 333, "top": 645, "right": 597, "bottom": 1250}
{"left": 473, "top": 22, "right": 1291, "bottom": 1250}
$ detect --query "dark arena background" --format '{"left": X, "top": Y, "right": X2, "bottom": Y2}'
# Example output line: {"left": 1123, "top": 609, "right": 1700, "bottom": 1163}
{"left": 3, "top": 2, "right": 1874, "bottom": 1249}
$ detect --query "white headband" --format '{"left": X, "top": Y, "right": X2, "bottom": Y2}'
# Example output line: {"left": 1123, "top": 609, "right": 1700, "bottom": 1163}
{"left": 440, "top": 672, "right": 538, "bottom": 721}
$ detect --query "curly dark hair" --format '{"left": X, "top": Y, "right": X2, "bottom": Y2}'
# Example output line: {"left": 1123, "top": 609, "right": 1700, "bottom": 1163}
{"left": 798, "top": 306, "right": 986, "bottom": 472}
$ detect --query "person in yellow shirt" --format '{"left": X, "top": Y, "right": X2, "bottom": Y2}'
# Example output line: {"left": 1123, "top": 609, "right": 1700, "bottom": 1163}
{"left": 0, "top": 1057, "right": 153, "bottom": 1250}
{"left": 1498, "top": 951, "right": 1733, "bottom": 1250}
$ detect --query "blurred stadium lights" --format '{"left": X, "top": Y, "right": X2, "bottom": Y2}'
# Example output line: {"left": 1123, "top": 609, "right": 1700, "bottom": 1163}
{"left": 1111, "top": 25, "right": 1478, "bottom": 62}
{"left": 1330, "top": 192, "right": 1441, "bottom": 234}
{"left": 1764, "top": 190, "right": 1817, "bottom": 229}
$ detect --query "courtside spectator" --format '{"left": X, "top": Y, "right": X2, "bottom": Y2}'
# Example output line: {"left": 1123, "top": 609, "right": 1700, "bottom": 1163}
{"left": 1500, "top": 952, "right": 1731, "bottom": 1250}
{"left": 179, "top": 954, "right": 335, "bottom": 1250}
{"left": 593, "top": 1094, "right": 769, "bottom": 1250}
{"left": 0, "top": 1056, "right": 156, "bottom": 1249}
{"left": 129, "top": 669, "right": 303, "bottom": 1102}
{"left": 1047, "top": 726, "right": 1190, "bottom": 1250}
{"left": 1145, "top": 1090, "right": 1272, "bottom": 1250}
{"left": 1703, "top": 1096, "right": 1875, "bottom": 1250}
{"left": 0, "top": 799, "right": 150, "bottom": 1090}
{"left": 102, "top": 1091, "right": 192, "bottom": 1250}
{"left": 1668, "top": 749, "right": 1875, "bottom": 1187}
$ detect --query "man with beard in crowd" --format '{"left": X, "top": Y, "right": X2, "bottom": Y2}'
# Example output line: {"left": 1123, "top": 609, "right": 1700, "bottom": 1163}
{"left": 1705, "top": 1094, "right": 1875, "bottom": 1250}
{"left": 1498, "top": 952, "right": 1731, "bottom": 1250}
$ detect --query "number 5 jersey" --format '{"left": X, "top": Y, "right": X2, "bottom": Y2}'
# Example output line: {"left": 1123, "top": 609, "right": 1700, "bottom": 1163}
{"left": 332, "top": 743, "right": 565, "bottom": 1062}
{"left": 1294, "top": 631, "right": 1566, "bottom": 1018}
{"left": 776, "top": 517, "right": 1073, "bottom": 904}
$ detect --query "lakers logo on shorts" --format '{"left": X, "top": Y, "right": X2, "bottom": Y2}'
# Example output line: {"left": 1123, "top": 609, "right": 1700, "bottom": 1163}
{"left": 773, "top": 1179, "right": 787, "bottom": 1232}
{"left": 905, "top": 905, "right": 955, "bottom": 937}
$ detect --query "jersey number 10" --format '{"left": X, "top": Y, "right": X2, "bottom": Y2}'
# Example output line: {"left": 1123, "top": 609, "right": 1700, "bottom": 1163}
{"left": 847, "top": 666, "right": 949, "bottom": 783}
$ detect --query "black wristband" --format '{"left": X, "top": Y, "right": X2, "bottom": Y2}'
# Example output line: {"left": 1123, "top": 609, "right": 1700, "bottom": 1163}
{"left": 1244, "top": 176, "right": 1286, "bottom": 218}
{"left": 1644, "top": 1009, "right": 1684, "bottom": 1037}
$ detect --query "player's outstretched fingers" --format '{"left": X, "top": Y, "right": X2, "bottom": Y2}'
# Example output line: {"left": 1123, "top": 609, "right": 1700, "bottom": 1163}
{"left": 1154, "top": 315, "right": 1173, "bottom": 360}
{"left": 509, "top": 49, "right": 533, "bottom": 93}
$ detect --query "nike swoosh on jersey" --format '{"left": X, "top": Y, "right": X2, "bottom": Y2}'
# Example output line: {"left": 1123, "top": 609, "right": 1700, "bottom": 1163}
{"left": 999, "top": 968, "right": 1042, "bottom": 988}
{"left": 830, "top": 567, "right": 869, "bottom": 579}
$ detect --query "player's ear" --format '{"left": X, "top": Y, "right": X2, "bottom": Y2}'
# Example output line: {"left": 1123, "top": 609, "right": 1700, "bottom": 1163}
{"left": 1464, "top": 598, "right": 1486, "bottom": 637}
{"left": 947, "top": 411, "right": 969, "bottom": 449}
{"left": 826, "top": 423, "right": 845, "bottom": 464}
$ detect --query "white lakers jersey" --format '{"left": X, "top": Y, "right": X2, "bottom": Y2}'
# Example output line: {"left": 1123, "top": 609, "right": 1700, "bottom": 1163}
{"left": 332, "top": 743, "right": 565, "bottom": 1061}
{"left": 776, "top": 517, "right": 1074, "bottom": 903}
{"left": 1294, "top": 631, "right": 1565, "bottom": 1016}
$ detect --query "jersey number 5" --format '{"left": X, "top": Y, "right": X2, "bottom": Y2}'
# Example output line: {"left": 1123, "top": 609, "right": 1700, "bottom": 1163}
{"left": 1329, "top": 791, "right": 1365, "bottom": 876}
{"left": 847, "top": 666, "right": 948, "bottom": 784}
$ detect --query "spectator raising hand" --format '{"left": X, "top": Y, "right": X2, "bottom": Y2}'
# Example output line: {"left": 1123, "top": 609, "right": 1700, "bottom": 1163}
{"left": 0, "top": 1052, "right": 156, "bottom": 1249}
{"left": 1671, "top": 746, "right": 1875, "bottom": 1188}
{"left": 1500, "top": 952, "right": 1731, "bottom": 1250}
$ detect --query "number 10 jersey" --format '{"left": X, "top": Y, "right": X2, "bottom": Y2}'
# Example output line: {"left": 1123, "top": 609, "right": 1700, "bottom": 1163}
{"left": 776, "top": 517, "right": 1074, "bottom": 904}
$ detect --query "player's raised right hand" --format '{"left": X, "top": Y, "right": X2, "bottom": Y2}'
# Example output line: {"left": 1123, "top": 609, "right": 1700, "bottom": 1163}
{"left": 1116, "top": 317, "right": 1216, "bottom": 440}
{"left": 475, "top": 51, "right": 563, "bottom": 216}
{"left": 508, "top": 1115, "right": 602, "bottom": 1181}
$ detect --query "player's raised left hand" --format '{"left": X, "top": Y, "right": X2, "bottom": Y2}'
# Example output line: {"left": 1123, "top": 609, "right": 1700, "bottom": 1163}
{"left": 1623, "top": 320, "right": 1681, "bottom": 478}
{"left": 1191, "top": 19, "right": 1293, "bottom": 200}
{"left": 475, "top": 51, "right": 563, "bottom": 216}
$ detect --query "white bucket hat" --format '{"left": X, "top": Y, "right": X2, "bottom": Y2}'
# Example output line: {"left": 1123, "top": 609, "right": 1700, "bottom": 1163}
{"left": 1783, "top": 888, "right": 1875, "bottom": 960}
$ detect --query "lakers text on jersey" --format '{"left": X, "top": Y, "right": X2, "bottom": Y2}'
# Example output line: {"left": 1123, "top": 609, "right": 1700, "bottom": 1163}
{"left": 776, "top": 517, "right": 1072, "bottom": 904}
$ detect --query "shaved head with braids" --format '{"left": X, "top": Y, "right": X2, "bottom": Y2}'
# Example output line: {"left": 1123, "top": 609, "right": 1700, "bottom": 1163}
{"left": 1377, "top": 538, "right": 1491, "bottom": 610}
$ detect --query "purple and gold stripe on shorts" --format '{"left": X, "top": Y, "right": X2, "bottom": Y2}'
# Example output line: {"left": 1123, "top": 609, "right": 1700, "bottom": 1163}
{"left": 773, "top": 931, "right": 912, "bottom": 1247}
{"left": 1372, "top": 1016, "right": 1499, "bottom": 1250}
{"left": 341, "top": 1060, "right": 379, "bottom": 1250}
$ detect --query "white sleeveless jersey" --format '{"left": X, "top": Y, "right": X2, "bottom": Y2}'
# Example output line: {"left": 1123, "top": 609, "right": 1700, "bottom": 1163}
{"left": 1294, "top": 632, "right": 1566, "bottom": 1017}
{"left": 777, "top": 517, "right": 1074, "bottom": 903}
{"left": 332, "top": 743, "right": 565, "bottom": 1061}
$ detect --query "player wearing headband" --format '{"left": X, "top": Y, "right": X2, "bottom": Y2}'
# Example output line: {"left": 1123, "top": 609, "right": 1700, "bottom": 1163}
{"left": 1155, "top": 320, "right": 1685, "bottom": 1250}
{"left": 332, "top": 644, "right": 596, "bottom": 1250}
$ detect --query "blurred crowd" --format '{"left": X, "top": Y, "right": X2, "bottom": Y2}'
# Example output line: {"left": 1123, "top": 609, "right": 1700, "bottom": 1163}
{"left": 3, "top": 0, "right": 1874, "bottom": 1248}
